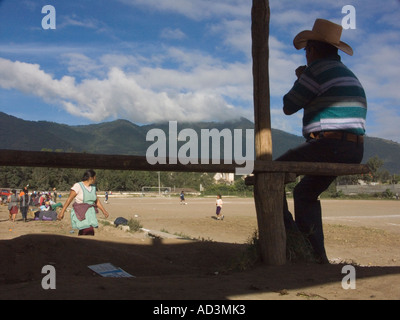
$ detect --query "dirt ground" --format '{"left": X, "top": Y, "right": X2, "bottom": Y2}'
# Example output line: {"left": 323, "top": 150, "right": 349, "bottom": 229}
{"left": 0, "top": 196, "right": 399, "bottom": 301}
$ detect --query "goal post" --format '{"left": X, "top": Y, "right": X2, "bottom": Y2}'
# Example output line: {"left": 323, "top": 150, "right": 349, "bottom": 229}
{"left": 141, "top": 186, "right": 172, "bottom": 197}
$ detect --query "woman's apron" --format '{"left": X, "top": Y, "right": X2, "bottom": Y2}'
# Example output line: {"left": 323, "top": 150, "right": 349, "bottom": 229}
{"left": 70, "top": 182, "right": 98, "bottom": 230}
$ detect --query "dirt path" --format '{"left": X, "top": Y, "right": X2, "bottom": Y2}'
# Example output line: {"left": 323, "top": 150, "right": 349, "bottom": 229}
{"left": 0, "top": 197, "right": 399, "bottom": 300}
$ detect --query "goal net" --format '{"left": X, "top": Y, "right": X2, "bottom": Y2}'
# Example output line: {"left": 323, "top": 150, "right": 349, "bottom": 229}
{"left": 141, "top": 186, "right": 172, "bottom": 197}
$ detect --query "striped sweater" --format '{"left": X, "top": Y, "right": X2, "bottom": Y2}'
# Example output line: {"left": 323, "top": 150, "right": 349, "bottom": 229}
{"left": 283, "top": 56, "right": 367, "bottom": 138}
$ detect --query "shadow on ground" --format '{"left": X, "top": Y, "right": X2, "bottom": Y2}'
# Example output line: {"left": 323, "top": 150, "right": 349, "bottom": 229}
{"left": 0, "top": 234, "right": 399, "bottom": 300}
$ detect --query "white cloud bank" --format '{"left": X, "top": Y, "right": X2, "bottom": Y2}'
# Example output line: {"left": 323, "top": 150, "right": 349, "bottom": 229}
{"left": 0, "top": 55, "right": 253, "bottom": 123}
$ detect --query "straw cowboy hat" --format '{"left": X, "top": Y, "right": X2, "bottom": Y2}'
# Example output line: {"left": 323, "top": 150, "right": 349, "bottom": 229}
{"left": 293, "top": 19, "right": 353, "bottom": 56}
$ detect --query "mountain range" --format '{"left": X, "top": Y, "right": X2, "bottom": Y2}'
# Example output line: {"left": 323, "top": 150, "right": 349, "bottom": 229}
{"left": 1, "top": 111, "right": 399, "bottom": 174}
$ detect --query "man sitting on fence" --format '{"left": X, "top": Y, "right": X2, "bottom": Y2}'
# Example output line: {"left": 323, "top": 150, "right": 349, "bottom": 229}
{"left": 276, "top": 19, "right": 367, "bottom": 263}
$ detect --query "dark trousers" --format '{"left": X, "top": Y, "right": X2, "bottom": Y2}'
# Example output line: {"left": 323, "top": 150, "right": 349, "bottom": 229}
{"left": 20, "top": 206, "right": 29, "bottom": 220}
{"left": 276, "top": 137, "right": 364, "bottom": 260}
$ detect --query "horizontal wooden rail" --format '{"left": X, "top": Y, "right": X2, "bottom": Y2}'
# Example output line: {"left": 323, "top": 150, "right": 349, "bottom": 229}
{"left": 0, "top": 149, "right": 370, "bottom": 176}
{"left": 254, "top": 161, "right": 370, "bottom": 176}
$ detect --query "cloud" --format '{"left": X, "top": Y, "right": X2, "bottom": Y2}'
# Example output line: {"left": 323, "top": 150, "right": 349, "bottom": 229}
{"left": 58, "top": 15, "right": 100, "bottom": 30}
{"left": 0, "top": 58, "right": 71, "bottom": 102}
{"left": 352, "top": 31, "right": 400, "bottom": 103}
{"left": 269, "top": 37, "right": 304, "bottom": 97}
{"left": 160, "top": 28, "right": 186, "bottom": 40}
{"left": 118, "top": 0, "right": 250, "bottom": 21}
{"left": 0, "top": 56, "right": 251, "bottom": 123}
{"left": 61, "top": 53, "right": 105, "bottom": 78}
{"left": 350, "top": 31, "right": 400, "bottom": 142}
{"left": 208, "top": 19, "right": 251, "bottom": 57}
{"left": 366, "top": 103, "right": 400, "bottom": 142}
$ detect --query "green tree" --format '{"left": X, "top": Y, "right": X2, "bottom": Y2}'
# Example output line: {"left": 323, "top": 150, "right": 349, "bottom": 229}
{"left": 367, "top": 156, "right": 384, "bottom": 179}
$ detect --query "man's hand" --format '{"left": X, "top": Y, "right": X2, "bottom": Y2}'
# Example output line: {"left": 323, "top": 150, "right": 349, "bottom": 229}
{"left": 296, "top": 65, "right": 307, "bottom": 79}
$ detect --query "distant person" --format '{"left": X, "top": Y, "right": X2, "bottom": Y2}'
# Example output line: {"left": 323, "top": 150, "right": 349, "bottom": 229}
{"left": 58, "top": 169, "right": 109, "bottom": 236}
{"left": 40, "top": 201, "right": 51, "bottom": 212}
{"left": 180, "top": 191, "right": 187, "bottom": 205}
{"left": 105, "top": 191, "right": 109, "bottom": 204}
{"left": 276, "top": 19, "right": 367, "bottom": 264}
{"left": 39, "top": 193, "right": 47, "bottom": 206}
{"left": 53, "top": 188, "right": 58, "bottom": 202}
{"left": 19, "top": 186, "right": 30, "bottom": 222}
{"left": 215, "top": 194, "right": 224, "bottom": 220}
{"left": 7, "top": 190, "right": 19, "bottom": 222}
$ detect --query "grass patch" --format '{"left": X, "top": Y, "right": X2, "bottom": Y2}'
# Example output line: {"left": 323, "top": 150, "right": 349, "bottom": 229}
{"left": 286, "top": 229, "right": 316, "bottom": 263}
{"left": 229, "top": 228, "right": 318, "bottom": 271}
{"left": 228, "top": 230, "right": 261, "bottom": 271}
{"left": 160, "top": 228, "right": 210, "bottom": 241}
{"left": 127, "top": 218, "right": 143, "bottom": 233}
{"left": 99, "top": 220, "right": 113, "bottom": 227}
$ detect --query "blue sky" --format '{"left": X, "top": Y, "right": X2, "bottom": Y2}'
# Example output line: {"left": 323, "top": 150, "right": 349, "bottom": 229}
{"left": 0, "top": 0, "right": 399, "bottom": 142}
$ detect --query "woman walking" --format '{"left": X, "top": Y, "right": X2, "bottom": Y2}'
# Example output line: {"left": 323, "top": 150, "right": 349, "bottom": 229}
{"left": 58, "top": 169, "right": 109, "bottom": 236}
{"left": 7, "top": 190, "right": 19, "bottom": 222}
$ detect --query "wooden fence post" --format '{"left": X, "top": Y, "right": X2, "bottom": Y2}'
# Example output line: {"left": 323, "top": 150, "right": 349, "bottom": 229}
{"left": 252, "top": 0, "right": 286, "bottom": 265}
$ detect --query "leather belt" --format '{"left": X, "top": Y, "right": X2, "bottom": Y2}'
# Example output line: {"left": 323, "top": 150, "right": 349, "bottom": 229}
{"left": 309, "top": 131, "right": 364, "bottom": 143}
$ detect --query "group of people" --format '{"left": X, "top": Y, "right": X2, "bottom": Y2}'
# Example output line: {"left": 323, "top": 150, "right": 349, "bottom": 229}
{"left": 5, "top": 187, "right": 63, "bottom": 222}
{"left": 6, "top": 187, "right": 30, "bottom": 222}
{"left": 30, "top": 189, "right": 59, "bottom": 207}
